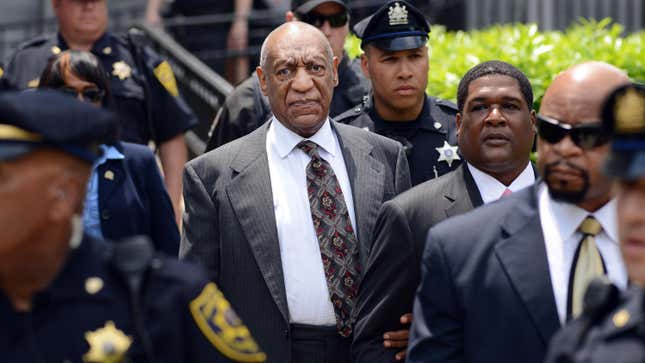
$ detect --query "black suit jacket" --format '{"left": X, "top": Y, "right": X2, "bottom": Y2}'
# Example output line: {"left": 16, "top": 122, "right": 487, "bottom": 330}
{"left": 408, "top": 183, "right": 561, "bottom": 363}
{"left": 97, "top": 142, "right": 179, "bottom": 255}
{"left": 352, "top": 164, "right": 482, "bottom": 362}
{"left": 180, "top": 120, "right": 411, "bottom": 363}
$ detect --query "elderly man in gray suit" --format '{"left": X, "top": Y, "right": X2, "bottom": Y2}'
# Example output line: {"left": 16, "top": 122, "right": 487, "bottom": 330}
{"left": 180, "top": 21, "right": 410, "bottom": 363}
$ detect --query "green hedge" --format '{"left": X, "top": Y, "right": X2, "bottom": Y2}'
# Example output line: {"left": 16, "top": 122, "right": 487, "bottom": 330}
{"left": 345, "top": 18, "right": 645, "bottom": 110}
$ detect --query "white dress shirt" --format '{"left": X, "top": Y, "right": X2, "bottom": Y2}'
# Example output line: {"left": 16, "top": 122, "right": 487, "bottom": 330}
{"left": 266, "top": 117, "right": 357, "bottom": 325}
{"left": 538, "top": 183, "right": 627, "bottom": 324}
{"left": 467, "top": 161, "right": 535, "bottom": 204}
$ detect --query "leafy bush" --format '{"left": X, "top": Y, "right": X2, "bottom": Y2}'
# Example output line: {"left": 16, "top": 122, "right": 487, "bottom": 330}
{"left": 345, "top": 18, "right": 645, "bottom": 110}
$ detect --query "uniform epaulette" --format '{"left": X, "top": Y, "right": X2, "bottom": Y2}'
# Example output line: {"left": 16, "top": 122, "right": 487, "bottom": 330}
{"left": 434, "top": 97, "right": 458, "bottom": 112}
{"left": 333, "top": 102, "right": 364, "bottom": 123}
{"left": 15, "top": 34, "right": 53, "bottom": 50}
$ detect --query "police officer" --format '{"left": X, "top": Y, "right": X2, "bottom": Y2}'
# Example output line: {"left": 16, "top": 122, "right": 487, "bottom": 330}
{"left": 205, "top": 0, "right": 370, "bottom": 151}
{"left": 545, "top": 83, "right": 645, "bottom": 363}
{"left": 335, "top": 0, "right": 459, "bottom": 185}
{"left": 2, "top": 0, "right": 196, "bottom": 224}
{"left": 0, "top": 91, "right": 265, "bottom": 363}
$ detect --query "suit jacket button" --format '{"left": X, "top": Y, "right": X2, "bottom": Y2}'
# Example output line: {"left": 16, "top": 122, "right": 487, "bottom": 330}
{"left": 101, "top": 210, "right": 111, "bottom": 220}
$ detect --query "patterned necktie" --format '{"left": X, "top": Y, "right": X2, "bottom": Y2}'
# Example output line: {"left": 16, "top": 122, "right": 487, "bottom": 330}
{"left": 568, "top": 216, "right": 605, "bottom": 319}
{"left": 297, "top": 140, "right": 361, "bottom": 337}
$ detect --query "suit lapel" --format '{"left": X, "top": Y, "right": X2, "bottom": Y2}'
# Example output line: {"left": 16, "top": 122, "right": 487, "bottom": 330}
{"left": 225, "top": 124, "right": 289, "bottom": 323}
{"left": 494, "top": 185, "right": 560, "bottom": 345}
{"left": 444, "top": 164, "right": 481, "bottom": 218}
{"left": 334, "top": 123, "right": 384, "bottom": 268}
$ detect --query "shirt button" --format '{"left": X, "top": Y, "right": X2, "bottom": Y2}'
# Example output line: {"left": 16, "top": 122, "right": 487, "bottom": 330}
{"left": 101, "top": 210, "right": 111, "bottom": 220}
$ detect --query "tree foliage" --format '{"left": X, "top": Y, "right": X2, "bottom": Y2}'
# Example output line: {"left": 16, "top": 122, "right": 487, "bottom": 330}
{"left": 346, "top": 18, "right": 645, "bottom": 110}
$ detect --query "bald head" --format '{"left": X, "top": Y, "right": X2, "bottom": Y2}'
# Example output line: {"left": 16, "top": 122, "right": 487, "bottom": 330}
{"left": 260, "top": 21, "right": 334, "bottom": 71}
{"left": 540, "top": 61, "right": 629, "bottom": 119}
{"left": 537, "top": 61, "right": 631, "bottom": 212}
{"left": 256, "top": 21, "right": 339, "bottom": 137}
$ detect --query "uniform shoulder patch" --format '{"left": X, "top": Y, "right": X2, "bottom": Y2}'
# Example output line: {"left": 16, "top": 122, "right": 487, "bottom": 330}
{"left": 190, "top": 282, "right": 266, "bottom": 362}
{"left": 153, "top": 60, "right": 179, "bottom": 97}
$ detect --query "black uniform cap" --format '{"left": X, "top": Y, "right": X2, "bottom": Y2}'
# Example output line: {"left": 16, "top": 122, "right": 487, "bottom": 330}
{"left": 291, "top": 0, "right": 348, "bottom": 15}
{"left": 354, "top": 0, "right": 430, "bottom": 51}
{"left": 0, "top": 90, "right": 119, "bottom": 163}
{"left": 602, "top": 83, "right": 645, "bottom": 178}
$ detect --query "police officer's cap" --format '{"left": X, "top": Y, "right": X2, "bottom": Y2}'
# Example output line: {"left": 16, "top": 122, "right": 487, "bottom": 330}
{"left": 291, "top": 0, "right": 348, "bottom": 15}
{"left": 602, "top": 83, "right": 645, "bottom": 178}
{"left": 354, "top": 0, "right": 430, "bottom": 51}
{"left": 0, "top": 90, "right": 118, "bottom": 163}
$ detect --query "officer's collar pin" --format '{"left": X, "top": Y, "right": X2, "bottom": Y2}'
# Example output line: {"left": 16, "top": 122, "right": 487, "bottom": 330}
{"left": 433, "top": 122, "right": 442, "bottom": 130}
{"left": 51, "top": 46, "right": 61, "bottom": 55}
{"left": 85, "top": 277, "right": 104, "bottom": 295}
{"left": 104, "top": 170, "right": 115, "bottom": 181}
{"left": 388, "top": 2, "right": 408, "bottom": 26}
{"left": 102, "top": 46, "right": 112, "bottom": 55}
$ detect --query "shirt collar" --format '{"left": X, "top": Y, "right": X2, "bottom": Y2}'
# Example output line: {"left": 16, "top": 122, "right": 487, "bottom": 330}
{"left": 56, "top": 32, "right": 111, "bottom": 55}
{"left": 93, "top": 144, "right": 125, "bottom": 168}
{"left": 271, "top": 116, "right": 336, "bottom": 159}
{"left": 539, "top": 183, "right": 618, "bottom": 244}
{"left": 467, "top": 161, "right": 535, "bottom": 203}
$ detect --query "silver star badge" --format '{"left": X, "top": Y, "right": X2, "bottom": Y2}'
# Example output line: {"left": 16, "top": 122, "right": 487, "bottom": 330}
{"left": 435, "top": 141, "right": 460, "bottom": 167}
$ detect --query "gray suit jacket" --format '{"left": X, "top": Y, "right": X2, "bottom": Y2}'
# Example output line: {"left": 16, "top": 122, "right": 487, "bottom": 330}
{"left": 352, "top": 163, "right": 482, "bottom": 362}
{"left": 180, "top": 120, "right": 411, "bottom": 363}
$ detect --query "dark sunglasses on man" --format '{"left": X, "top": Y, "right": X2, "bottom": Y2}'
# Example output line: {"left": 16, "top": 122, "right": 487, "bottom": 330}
{"left": 298, "top": 11, "right": 349, "bottom": 28}
{"left": 537, "top": 114, "right": 610, "bottom": 150}
{"left": 59, "top": 87, "right": 106, "bottom": 103}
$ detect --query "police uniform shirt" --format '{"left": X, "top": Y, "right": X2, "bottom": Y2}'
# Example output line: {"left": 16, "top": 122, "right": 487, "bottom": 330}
{"left": 3, "top": 32, "right": 197, "bottom": 145}
{"left": 0, "top": 235, "right": 265, "bottom": 363}
{"left": 337, "top": 94, "right": 459, "bottom": 185}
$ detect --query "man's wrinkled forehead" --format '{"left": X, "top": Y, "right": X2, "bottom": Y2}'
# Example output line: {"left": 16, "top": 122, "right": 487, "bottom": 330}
{"left": 541, "top": 91, "right": 604, "bottom": 124}
{"left": 269, "top": 36, "right": 330, "bottom": 64}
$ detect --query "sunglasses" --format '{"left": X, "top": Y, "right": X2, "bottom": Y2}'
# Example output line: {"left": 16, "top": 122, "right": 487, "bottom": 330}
{"left": 299, "top": 11, "right": 349, "bottom": 28}
{"left": 59, "top": 86, "right": 105, "bottom": 103}
{"left": 536, "top": 114, "right": 610, "bottom": 150}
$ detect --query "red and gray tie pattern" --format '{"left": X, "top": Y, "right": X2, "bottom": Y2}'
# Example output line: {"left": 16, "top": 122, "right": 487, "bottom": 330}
{"left": 297, "top": 140, "right": 361, "bottom": 337}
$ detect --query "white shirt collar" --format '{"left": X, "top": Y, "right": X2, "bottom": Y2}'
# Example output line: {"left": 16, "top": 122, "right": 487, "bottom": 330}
{"left": 467, "top": 161, "right": 535, "bottom": 204}
{"left": 539, "top": 183, "right": 618, "bottom": 244}
{"left": 271, "top": 116, "right": 336, "bottom": 159}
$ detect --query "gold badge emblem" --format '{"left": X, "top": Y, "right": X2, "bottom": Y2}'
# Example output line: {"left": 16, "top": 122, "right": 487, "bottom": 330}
{"left": 83, "top": 321, "right": 132, "bottom": 363}
{"left": 612, "top": 309, "right": 630, "bottom": 328}
{"left": 112, "top": 61, "right": 132, "bottom": 80}
{"left": 103, "top": 47, "right": 112, "bottom": 55}
{"left": 388, "top": 2, "right": 409, "bottom": 26}
{"left": 104, "top": 170, "right": 115, "bottom": 181}
{"left": 85, "top": 277, "right": 104, "bottom": 295}
{"left": 615, "top": 87, "right": 645, "bottom": 133}
{"left": 0, "top": 66, "right": 4, "bottom": 79}
{"left": 51, "top": 46, "right": 61, "bottom": 55}
{"left": 27, "top": 78, "right": 39, "bottom": 88}
{"left": 190, "top": 283, "right": 266, "bottom": 362}
{"left": 435, "top": 141, "right": 460, "bottom": 167}
{"left": 153, "top": 60, "right": 179, "bottom": 97}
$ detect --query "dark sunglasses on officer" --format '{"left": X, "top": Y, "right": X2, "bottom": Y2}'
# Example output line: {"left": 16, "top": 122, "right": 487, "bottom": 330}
{"left": 537, "top": 114, "right": 610, "bottom": 150}
{"left": 298, "top": 10, "right": 349, "bottom": 28}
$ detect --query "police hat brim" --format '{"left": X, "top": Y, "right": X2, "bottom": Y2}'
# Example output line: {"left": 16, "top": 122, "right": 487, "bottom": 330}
{"left": 367, "top": 35, "right": 428, "bottom": 51}
{"left": 0, "top": 142, "right": 37, "bottom": 161}
{"left": 294, "top": 0, "right": 348, "bottom": 15}
{"left": 604, "top": 150, "right": 645, "bottom": 179}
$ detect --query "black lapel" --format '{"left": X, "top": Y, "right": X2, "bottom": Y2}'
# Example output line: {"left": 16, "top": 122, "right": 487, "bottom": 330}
{"left": 225, "top": 123, "right": 289, "bottom": 323}
{"left": 494, "top": 185, "right": 561, "bottom": 345}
